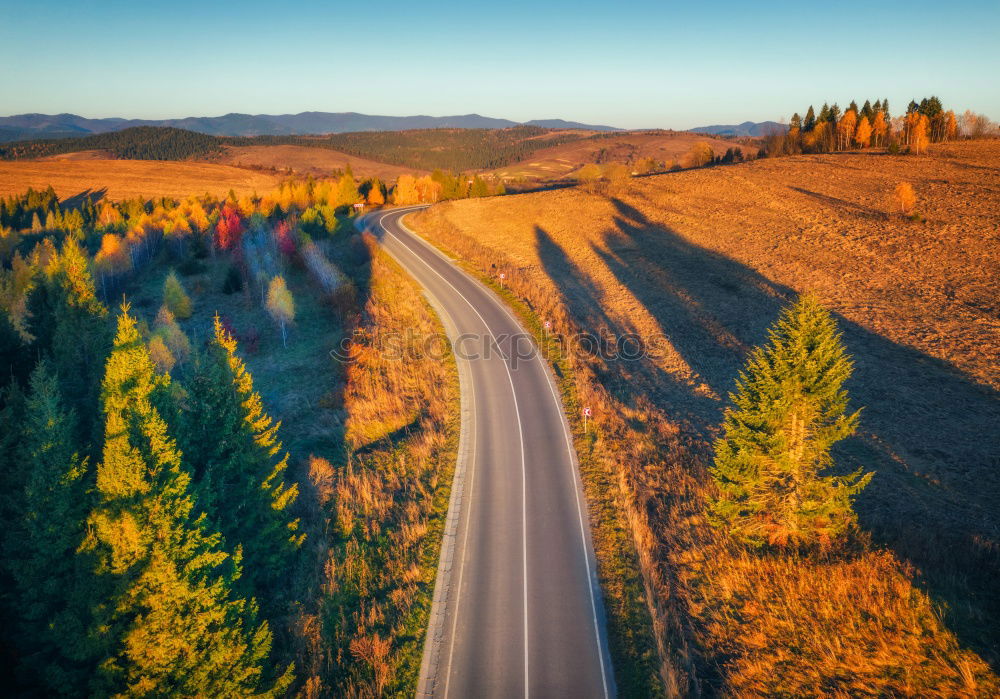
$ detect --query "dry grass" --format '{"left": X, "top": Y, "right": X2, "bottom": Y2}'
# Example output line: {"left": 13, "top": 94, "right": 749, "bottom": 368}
{"left": 212, "top": 144, "right": 427, "bottom": 180}
{"left": 0, "top": 159, "right": 282, "bottom": 201}
{"left": 493, "top": 131, "right": 756, "bottom": 180}
{"left": 314, "top": 234, "right": 459, "bottom": 697}
{"left": 409, "top": 140, "right": 1000, "bottom": 695}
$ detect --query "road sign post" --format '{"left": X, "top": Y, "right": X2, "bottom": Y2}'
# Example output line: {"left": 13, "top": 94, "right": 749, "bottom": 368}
{"left": 583, "top": 406, "right": 592, "bottom": 433}
{"left": 499, "top": 272, "right": 506, "bottom": 290}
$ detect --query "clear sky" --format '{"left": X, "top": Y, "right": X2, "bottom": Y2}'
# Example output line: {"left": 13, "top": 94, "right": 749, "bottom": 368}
{"left": 1, "top": 0, "right": 998, "bottom": 130}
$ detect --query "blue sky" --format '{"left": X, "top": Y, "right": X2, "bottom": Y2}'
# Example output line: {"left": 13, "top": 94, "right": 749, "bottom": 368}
{"left": 1, "top": 0, "right": 997, "bottom": 129}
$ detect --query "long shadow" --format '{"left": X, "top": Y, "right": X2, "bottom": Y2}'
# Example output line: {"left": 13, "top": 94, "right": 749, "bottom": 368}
{"left": 536, "top": 196, "right": 1000, "bottom": 669}
{"left": 60, "top": 187, "right": 108, "bottom": 209}
{"left": 789, "top": 186, "right": 889, "bottom": 220}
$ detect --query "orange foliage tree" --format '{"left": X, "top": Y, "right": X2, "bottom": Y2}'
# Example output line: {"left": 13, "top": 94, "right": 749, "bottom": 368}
{"left": 854, "top": 116, "right": 872, "bottom": 148}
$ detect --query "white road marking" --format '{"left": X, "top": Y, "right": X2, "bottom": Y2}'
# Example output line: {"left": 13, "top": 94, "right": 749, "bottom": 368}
{"left": 377, "top": 211, "right": 531, "bottom": 698}
{"left": 396, "top": 211, "right": 612, "bottom": 697}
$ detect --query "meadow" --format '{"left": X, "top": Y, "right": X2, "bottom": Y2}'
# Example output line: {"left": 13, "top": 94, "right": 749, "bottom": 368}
{"left": 409, "top": 139, "right": 1000, "bottom": 695}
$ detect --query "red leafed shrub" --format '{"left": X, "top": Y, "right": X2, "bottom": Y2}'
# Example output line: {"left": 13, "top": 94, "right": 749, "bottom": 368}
{"left": 275, "top": 220, "right": 297, "bottom": 258}
{"left": 215, "top": 204, "right": 244, "bottom": 251}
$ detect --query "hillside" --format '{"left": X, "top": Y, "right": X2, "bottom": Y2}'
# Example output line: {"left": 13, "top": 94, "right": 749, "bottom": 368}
{"left": 689, "top": 120, "right": 786, "bottom": 137}
{"left": 493, "top": 130, "right": 756, "bottom": 179}
{"left": 213, "top": 144, "right": 427, "bottom": 179}
{"left": 0, "top": 111, "right": 622, "bottom": 140}
{"left": 0, "top": 159, "right": 282, "bottom": 200}
{"left": 408, "top": 140, "right": 1000, "bottom": 694}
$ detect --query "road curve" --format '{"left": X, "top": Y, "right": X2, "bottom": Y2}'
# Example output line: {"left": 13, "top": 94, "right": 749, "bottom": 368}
{"left": 364, "top": 207, "right": 615, "bottom": 698}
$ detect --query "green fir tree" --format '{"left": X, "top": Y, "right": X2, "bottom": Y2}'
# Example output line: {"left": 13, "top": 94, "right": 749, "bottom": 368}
{"left": 82, "top": 307, "right": 291, "bottom": 696}
{"left": 708, "top": 294, "right": 873, "bottom": 549}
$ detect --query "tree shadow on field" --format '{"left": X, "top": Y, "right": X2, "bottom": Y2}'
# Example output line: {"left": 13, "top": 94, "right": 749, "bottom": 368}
{"left": 60, "top": 187, "right": 108, "bottom": 209}
{"left": 789, "top": 186, "right": 889, "bottom": 221}
{"left": 535, "top": 195, "right": 1000, "bottom": 671}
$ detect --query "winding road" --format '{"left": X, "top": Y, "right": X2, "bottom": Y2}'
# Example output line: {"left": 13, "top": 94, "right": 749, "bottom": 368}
{"left": 365, "top": 207, "right": 614, "bottom": 698}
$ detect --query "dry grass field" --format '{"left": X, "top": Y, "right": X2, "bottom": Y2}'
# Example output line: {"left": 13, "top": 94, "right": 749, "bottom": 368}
{"left": 0, "top": 159, "right": 282, "bottom": 200}
{"left": 212, "top": 144, "right": 427, "bottom": 180}
{"left": 493, "top": 131, "right": 757, "bottom": 180}
{"left": 410, "top": 140, "right": 1000, "bottom": 695}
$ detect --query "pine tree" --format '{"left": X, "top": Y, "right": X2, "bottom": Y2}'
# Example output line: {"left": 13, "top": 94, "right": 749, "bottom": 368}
{"left": 180, "top": 316, "right": 303, "bottom": 606}
{"left": 82, "top": 307, "right": 291, "bottom": 696}
{"left": 803, "top": 106, "right": 816, "bottom": 132}
{"left": 8, "top": 363, "right": 94, "bottom": 694}
{"left": 26, "top": 239, "right": 111, "bottom": 447}
{"left": 708, "top": 294, "right": 873, "bottom": 549}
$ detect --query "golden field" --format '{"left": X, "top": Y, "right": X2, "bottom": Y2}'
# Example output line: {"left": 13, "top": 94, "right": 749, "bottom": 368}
{"left": 493, "top": 131, "right": 758, "bottom": 179}
{"left": 212, "top": 144, "right": 427, "bottom": 180}
{"left": 0, "top": 159, "right": 282, "bottom": 200}
{"left": 410, "top": 140, "right": 1000, "bottom": 695}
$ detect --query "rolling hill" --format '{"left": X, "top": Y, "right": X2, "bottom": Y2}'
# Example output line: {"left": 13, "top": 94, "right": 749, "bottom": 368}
{"left": 689, "top": 120, "right": 786, "bottom": 137}
{"left": 0, "top": 111, "right": 622, "bottom": 140}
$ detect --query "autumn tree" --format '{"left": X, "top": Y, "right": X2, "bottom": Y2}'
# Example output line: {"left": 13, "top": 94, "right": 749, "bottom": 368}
{"left": 366, "top": 177, "right": 385, "bottom": 206}
{"left": 708, "top": 294, "right": 872, "bottom": 549}
{"left": 854, "top": 116, "right": 872, "bottom": 148}
{"left": 153, "top": 305, "right": 190, "bottom": 366}
{"left": 82, "top": 308, "right": 291, "bottom": 696}
{"left": 180, "top": 316, "right": 303, "bottom": 606}
{"left": 162, "top": 270, "right": 192, "bottom": 319}
{"left": 892, "top": 182, "right": 917, "bottom": 217}
{"left": 837, "top": 109, "right": 857, "bottom": 150}
{"left": 266, "top": 275, "right": 295, "bottom": 348}
{"left": 392, "top": 174, "right": 419, "bottom": 206}
{"left": 912, "top": 114, "right": 930, "bottom": 154}
{"left": 871, "top": 110, "right": 888, "bottom": 147}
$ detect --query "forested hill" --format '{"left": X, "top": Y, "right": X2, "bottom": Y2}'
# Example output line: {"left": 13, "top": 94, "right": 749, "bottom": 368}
{"left": 0, "top": 126, "right": 223, "bottom": 161}
{"left": 0, "top": 125, "right": 593, "bottom": 172}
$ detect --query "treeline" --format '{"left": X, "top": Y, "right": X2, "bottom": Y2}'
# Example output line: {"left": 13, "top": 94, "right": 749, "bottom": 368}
{"left": 763, "top": 96, "right": 959, "bottom": 156}
{"left": 318, "top": 126, "right": 583, "bottom": 171}
{"left": 0, "top": 126, "right": 223, "bottom": 161}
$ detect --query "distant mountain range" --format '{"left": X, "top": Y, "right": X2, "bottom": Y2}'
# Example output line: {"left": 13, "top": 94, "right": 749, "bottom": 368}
{"left": 688, "top": 120, "right": 786, "bottom": 138}
{"left": 0, "top": 112, "right": 622, "bottom": 142}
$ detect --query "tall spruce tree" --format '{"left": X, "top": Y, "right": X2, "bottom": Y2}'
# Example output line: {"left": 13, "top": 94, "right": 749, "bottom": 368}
{"left": 7, "top": 363, "right": 94, "bottom": 694}
{"left": 708, "top": 294, "right": 873, "bottom": 549}
{"left": 82, "top": 307, "right": 291, "bottom": 696}
{"left": 180, "top": 316, "right": 303, "bottom": 607}
{"left": 803, "top": 106, "right": 816, "bottom": 131}
{"left": 26, "top": 238, "right": 111, "bottom": 447}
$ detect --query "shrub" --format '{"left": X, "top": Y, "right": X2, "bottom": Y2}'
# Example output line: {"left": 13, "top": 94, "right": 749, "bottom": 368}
{"left": 162, "top": 270, "right": 192, "bottom": 319}
{"left": 892, "top": 182, "right": 917, "bottom": 217}
{"left": 708, "top": 293, "right": 873, "bottom": 549}
{"left": 222, "top": 265, "right": 243, "bottom": 294}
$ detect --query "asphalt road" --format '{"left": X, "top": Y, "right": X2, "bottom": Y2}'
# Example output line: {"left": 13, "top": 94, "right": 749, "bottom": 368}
{"left": 367, "top": 207, "right": 615, "bottom": 698}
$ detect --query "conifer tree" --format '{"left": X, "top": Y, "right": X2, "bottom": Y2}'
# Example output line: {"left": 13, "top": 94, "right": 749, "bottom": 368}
{"left": 708, "top": 294, "right": 873, "bottom": 549}
{"left": 8, "top": 363, "right": 94, "bottom": 694}
{"left": 82, "top": 307, "right": 290, "bottom": 696}
{"left": 803, "top": 106, "right": 816, "bottom": 132}
{"left": 26, "top": 239, "right": 111, "bottom": 446}
{"left": 180, "top": 316, "right": 303, "bottom": 606}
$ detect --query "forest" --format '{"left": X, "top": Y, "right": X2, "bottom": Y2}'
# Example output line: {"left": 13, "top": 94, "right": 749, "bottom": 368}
{"left": 0, "top": 126, "right": 224, "bottom": 161}
{"left": 761, "top": 95, "right": 964, "bottom": 156}
{"left": 0, "top": 125, "right": 587, "bottom": 172}
{"left": 0, "top": 174, "right": 459, "bottom": 695}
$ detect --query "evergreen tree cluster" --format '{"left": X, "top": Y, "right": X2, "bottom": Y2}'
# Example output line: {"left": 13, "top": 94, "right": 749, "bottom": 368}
{"left": 0, "top": 126, "right": 223, "bottom": 161}
{"left": 0, "top": 225, "right": 303, "bottom": 694}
